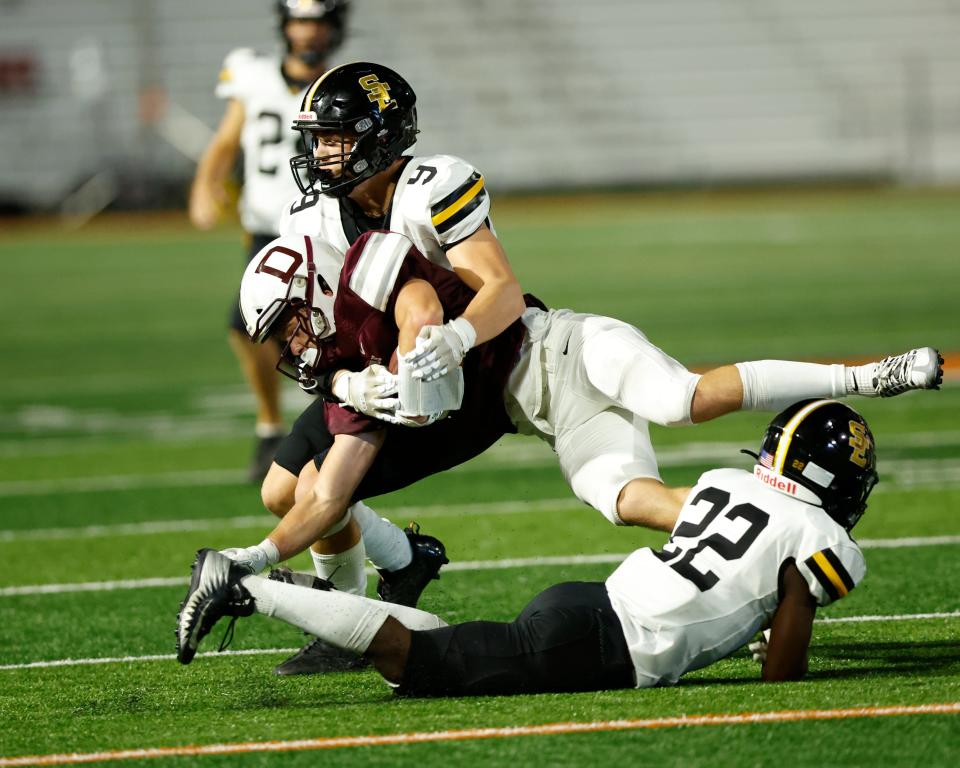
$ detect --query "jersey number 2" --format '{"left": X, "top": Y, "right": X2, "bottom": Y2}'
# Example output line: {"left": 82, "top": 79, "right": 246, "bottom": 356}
{"left": 653, "top": 487, "right": 769, "bottom": 591}
{"left": 257, "top": 111, "right": 285, "bottom": 175}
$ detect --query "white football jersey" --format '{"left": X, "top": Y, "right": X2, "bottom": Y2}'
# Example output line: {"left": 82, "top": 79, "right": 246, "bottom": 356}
{"left": 278, "top": 154, "right": 492, "bottom": 269}
{"left": 216, "top": 48, "right": 307, "bottom": 234}
{"left": 606, "top": 468, "right": 865, "bottom": 688}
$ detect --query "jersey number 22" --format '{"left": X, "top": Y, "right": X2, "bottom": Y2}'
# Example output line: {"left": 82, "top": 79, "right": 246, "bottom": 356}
{"left": 653, "top": 487, "right": 769, "bottom": 591}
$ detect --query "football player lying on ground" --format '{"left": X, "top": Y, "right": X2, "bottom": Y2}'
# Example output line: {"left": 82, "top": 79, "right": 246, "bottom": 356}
{"left": 177, "top": 400, "right": 877, "bottom": 694}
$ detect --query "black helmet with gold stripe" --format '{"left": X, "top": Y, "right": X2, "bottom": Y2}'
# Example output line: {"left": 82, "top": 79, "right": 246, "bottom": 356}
{"left": 753, "top": 399, "right": 879, "bottom": 530}
{"left": 289, "top": 62, "right": 418, "bottom": 198}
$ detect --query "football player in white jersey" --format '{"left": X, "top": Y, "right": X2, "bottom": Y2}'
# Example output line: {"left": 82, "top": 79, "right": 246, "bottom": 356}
{"left": 177, "top": 400, "right": 878, "bottom": 694}
{"left": 249, "top": 61, "right": 531, "bottom": 674}
{"left": 188, "top": 0, "right": 349, "bottom": 482}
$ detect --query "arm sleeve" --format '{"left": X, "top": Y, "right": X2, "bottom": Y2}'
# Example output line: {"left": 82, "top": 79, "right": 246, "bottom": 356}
{"left": 795, "top": 540, "right": 866, "bottom": 607}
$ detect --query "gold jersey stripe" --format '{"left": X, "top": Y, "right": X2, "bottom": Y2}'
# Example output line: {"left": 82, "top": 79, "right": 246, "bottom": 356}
{"left": 773, "top": 399, "right": 837, "bottom": 474}
{"left": 812, "top": 550, "right": 849, "bottom": 597}
{"left": 431, "top": 176, "right": 485, "bottom": 227}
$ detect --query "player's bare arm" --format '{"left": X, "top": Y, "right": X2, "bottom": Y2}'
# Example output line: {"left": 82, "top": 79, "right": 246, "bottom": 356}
{"left": 189, "top": 98, "right": 244, "bottom": 230}
{"left": 762, "top": 561, "right": 816, "bottom": 682}
{"left": 402, "top": 225, "right": 526, "bottom": 382}
{"left": 265, "top": 430, "right": 386, "bottom": 561}
{"left": 445, "top": 224, "right": 526, "bottom": 345}
{"left": 395, "top": 278, "right": 444, "bottom": 354}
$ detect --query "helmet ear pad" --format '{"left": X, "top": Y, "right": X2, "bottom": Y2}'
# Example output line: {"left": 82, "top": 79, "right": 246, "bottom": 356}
{"left": 349, "top": 103, "right": 417, "bottom": 175}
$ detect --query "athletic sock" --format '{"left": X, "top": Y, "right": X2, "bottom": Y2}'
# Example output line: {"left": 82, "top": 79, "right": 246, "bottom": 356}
{"left": 845, "top": 362, "right": 879, "bottom": 396}
{"left": 310, "top": 539, "right": 367, "bottom": 596}
{"left": 351, "top": 502, "right": 413, "bottom": 571}
{"left": 736, "top": 360, "right": 846, "bottom": 411}
{"left": 241, "top": 575, "right": 446, "bottom": 654}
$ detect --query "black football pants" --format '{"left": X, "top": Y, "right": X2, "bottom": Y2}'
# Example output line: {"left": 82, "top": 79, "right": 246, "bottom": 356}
{"left": 396, "top": 581, "right": 635, "bottom": 697}
{"left": 274, "top": 396, "right": 510, "bottom": 502}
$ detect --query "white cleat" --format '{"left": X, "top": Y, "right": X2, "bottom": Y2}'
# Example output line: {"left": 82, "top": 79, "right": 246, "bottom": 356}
{"left": 851, "top": 347, "right": 944, "bottom": 397}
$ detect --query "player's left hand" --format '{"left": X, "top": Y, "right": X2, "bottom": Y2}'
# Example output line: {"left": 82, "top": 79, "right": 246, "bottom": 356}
{"left": 220, "top": 540, "right": 279, "bottom": 575}
{"left": 403, "top": 317, "right": 476, "bottom": 382}
{"left": 748, "top": 629, "right": 772, "bottom": 664}
{"left": 334, "top": 365, "right": 399, "bottom": 414}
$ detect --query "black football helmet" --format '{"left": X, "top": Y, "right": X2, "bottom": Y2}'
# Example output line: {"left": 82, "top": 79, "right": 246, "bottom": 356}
{"left": 289, "top": 62, "right": 418, "bottom": 197}
{"left": 277, "top": 0, "right": 349, "bottom": 66}
{"left": 754, "top": 399, "right": 879, "bottom": 530}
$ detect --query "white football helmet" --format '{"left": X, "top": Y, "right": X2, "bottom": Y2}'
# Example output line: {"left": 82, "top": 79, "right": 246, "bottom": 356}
{"left": 239, "top": 235, "right": 344, "bottom": 375}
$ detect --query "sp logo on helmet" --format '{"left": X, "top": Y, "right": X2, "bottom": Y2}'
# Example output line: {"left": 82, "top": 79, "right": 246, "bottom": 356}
{"left": 847, "top": 421, "right": 872, "bottom": 468}
{"left": 358, "top": 74, "right": 391, "bottom": 111}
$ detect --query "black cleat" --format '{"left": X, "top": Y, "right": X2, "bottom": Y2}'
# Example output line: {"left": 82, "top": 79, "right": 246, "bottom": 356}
{"left": 267, "top": 566, "right": 334, "bottom": 592}
{"left": 176, "top": 549, "right": 255, "bottom": 665}
{"left": 273, "top": 636, "right": 370, "bottom": 676}
{"left": 248, "top": 435, "right": 284, "bottom": 483}
{"left": 267, "top": 567, "right": 368, "bottom": 675}
{"left": 376, "top": 523, "right": 449, "bottom": 608}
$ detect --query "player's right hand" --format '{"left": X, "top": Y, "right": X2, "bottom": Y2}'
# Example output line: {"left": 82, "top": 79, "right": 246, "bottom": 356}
{"left": 188, "top": 183, "right": 226, "bottom": 230}
{"left": 748, "top": 628, "right": 772, "bottom": 664}
{"left": 403, "top": 317, "right": 476, "bottom": 382}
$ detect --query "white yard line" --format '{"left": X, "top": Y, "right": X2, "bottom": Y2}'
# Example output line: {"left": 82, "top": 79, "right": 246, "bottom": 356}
{"left": 1, "top": 612, "right": 958, "bottom": 673}
{"left": 2, "top": 433, "right": 960, "bottom": 497}
{"left": 0, "top": 469, "right": 247, "bottom": 497}
{"left": 2, "top": 535, "right": 958, "bottom": 598}
{"left": 0, "top": 499, "right": 587, "bottom": 543}
{"left": 2, "top": 464, "right": 960, "bottom": 541}
{"left": 0, "top": 647, "right": 300, "bottom": 671}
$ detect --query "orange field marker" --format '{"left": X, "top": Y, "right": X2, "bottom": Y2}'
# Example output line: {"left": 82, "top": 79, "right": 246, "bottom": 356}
{"left": 2, "top": 702, "right": 958, "bottom": 766}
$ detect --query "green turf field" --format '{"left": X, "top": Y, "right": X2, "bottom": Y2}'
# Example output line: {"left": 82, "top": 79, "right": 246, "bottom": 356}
{"left": 0, "top": 188, "right": 958, "bottom": 766}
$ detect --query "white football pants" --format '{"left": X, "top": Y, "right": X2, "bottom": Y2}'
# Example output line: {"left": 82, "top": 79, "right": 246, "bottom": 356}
{"left": 505, "top": 309, "right": 701, "bottom": 525}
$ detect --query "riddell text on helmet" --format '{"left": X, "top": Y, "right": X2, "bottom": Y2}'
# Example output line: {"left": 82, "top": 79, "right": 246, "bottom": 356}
{"left": 753, "top": 465, "right": 799, "bottom": 496}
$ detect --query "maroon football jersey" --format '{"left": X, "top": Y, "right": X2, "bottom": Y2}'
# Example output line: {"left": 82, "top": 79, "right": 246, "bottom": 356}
{"left": 316, "top": 230, "right": 536, "bottom": 437}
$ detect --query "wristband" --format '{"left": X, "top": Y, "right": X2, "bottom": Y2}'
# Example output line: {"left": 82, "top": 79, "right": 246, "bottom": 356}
{"left": 450, "top": 316, "right": 477, "bottom": 351}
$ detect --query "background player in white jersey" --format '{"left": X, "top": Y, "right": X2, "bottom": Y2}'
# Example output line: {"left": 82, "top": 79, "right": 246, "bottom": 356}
{"left": 188, "top": 0, "right": 349, "bottom": 482}
{"left": 177, "top": 399, "right": 878, "bottom": 694}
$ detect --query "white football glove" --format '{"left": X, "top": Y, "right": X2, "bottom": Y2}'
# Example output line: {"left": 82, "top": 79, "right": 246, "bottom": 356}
{"left": 332, "top": 365, "right": 399, "bottom": 416}
{"left": 219, "top": 539, "right": 279, "bottom": 575}
{"left": 748, "top": 628, "right": 772, "bottom": 665}
{"left": 378, "top": 408, "right": 447, "bottom": 428}
{"left": 403, "top": 317, "right": 477, "bottom": 382}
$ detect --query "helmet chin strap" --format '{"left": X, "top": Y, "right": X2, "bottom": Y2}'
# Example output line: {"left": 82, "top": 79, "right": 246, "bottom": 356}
{"left": 303, "top": 236, "right": 316, "bottom": 309}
